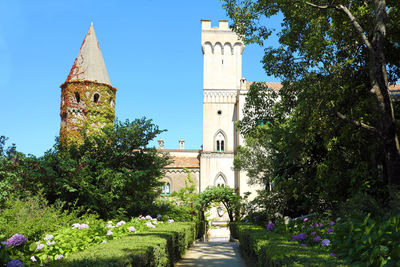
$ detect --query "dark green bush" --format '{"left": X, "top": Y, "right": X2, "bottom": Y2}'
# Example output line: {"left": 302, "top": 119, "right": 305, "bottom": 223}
{"left": 230, "top": 222, "right": 345, "bottom": 266}
{"left": 332, "top": 213, "right": 400, "bottom": 266}
{"left": 0, "top": 194, "right": 81, "bottom": 241}
{"left": 51, "top": 222, "right": 197, "bottom": 267}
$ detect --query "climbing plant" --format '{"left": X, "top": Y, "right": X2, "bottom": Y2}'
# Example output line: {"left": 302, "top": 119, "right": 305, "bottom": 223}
{"left": 195, "top": 186, "right": 241, "bottom": 222}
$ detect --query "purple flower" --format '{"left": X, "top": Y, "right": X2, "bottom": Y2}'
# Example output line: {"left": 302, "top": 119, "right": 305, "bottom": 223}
{"left": 72, "top": 223, "right": 80, "bottom": 229}
{"left": 36, "top": 243, "right": 45, "bottom": 250}
{"left": 78, "top": 224, "right": 89, "bottom": 229}
{"left": 145, "top": 215, "right": 152, "bottom": 220}
{"left": 152, "top": 220, "right": 158, "bottom": 225}
{"left": 327, "top": 228, "right": 334, "bottom": 234}
{"left": 309, "top": 224, "right": 314, "bottom": 228}
{"left": 168, "top": 219, "right": 174, "bottom": 223}
{"left": 107, "top": 224, "right": 115, "bottom": 229}
{"left": 6, "top": 234, "right": 28, "bottom": 247}
{"left": 310, "top": 231, "right": 316, "bottom": 236}
{"left": 297, "top": 233, "right": 306, "bottom": 240}
{"left": 329, "top": 252, "right": 336, "bottom": 257}
{"left": 47, "top": 240, "right": 55, "bottom": 246}
{"left": 313, "top": 236, "right": 322, "bottom": 242}
{"left": 319, "top": 223, "right": 324, "bottom": 227}
{"left": 267, "top": 223, "right": 274, "bottom": 230}
{"left": 44, "top": 234, "right": 54, "bottom": 241}
{"left": 329, "top": 221, "right": 335, "bottom": 226}
{"left": 7, "top": 259, "right": 23, "bottom": 267}
{"left": 301, "top": 225, "right": 305, "bottom": 229}
{"left": 129, "top": 226, "right": 136, "bottom": 232}
{"left": 292, "top": 235, "right": 298, "bottom": 241}
{"left": 300, "top": 243, "right": 307, "bottom": 247}
{"left": 314, "top": 223, "right": 319, "bottom": 227}
{"left": 56, "top": 254, "right": 64, "bottom": 260}
{"left": 321, "top": 239, "right": 331, "bottom": 246}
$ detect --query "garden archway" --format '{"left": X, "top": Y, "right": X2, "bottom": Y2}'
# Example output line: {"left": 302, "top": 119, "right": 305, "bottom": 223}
{"left": 196, "top": 186, "right": 241, "bottom": 222}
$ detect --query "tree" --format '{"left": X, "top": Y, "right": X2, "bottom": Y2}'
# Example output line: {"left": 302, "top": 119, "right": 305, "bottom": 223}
{"left": 222, "top": 0, "right": 400, "bottom": 185}
{"left": 37, "top": 118, "right": 169, "bottom": 218}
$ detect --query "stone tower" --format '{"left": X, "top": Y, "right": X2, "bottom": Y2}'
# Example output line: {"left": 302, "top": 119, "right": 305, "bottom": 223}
{"left": 199, "top": 20, "right": 245, "bottom": 192}
{"left": 59, "top": 23, "right": 116, "bottom": 144}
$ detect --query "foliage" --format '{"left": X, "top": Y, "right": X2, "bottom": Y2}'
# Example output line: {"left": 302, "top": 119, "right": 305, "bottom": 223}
{"left": 332, "top": 213, "right": 400, "bottom": 266}
{"left": 229, "top": 222, "right": 344, "bottom": 266}
{"left": 50, "top": 222, "right": 197, "bottom": 267}
{"left": 0, "top": 194, "right": 81, "bottom": 242}
{"left": 34, "top": 118, "right": 169, "bottom": 219}
{"left": 196, "top": 186, "right": 241, "bottom": 221}
{"left": 155, "top": 169, "right": 199, "bottom": 222}
{"left": 224, "top": 0, "right": 400, "bottom": 216}
{"left": 1, "top": 215, "right": 179, "bottom": 266}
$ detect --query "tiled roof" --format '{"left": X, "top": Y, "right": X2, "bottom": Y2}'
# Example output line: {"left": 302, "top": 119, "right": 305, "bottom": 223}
{"left": 166, "top": 156, "right": 200, "bottom": 168}
{"left": 245, "top": 82, "right": 282, "bottom": 91}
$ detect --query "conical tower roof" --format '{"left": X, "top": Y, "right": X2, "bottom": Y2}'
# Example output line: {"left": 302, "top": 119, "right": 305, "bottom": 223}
{"left": 64, "top": 23, "right": 112, "bottom": 86}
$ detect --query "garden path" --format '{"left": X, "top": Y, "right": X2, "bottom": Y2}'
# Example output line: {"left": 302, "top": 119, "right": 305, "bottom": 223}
{"left": 176, "top": 226, "right": 247, "bottom": 267}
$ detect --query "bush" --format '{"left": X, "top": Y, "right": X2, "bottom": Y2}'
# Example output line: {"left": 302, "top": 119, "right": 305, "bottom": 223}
{"left": 332, "top": 213, "right": 400, "bottom": 266}
{"left": 230, "top": 222, "right": 344, "bottom": 266}
{"left": 51, "top": 222, "right": 197, "bottom": 267}
{"left": 0, "top": 194, "right": 80, "bottom": 241}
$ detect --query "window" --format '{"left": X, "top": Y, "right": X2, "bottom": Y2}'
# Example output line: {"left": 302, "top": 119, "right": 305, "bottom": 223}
{"left": 93, "top": 93, "right": 100, "bottom": 103}
{"left": 216, "top": 175, "right": 226, "bottom": 187}
{"left": 162, "top": 183, "right": 170, "bottom": 195}
{"left": 75, "top": 92, "right": 80, "bottom": 103}
{"left": 215, "top": 132, "right": 225, "bottom": 152}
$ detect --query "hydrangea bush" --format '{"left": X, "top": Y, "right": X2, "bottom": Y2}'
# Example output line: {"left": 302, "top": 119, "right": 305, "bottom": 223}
{"left": 0, "top": 215, "right": 170, "bottom": 266}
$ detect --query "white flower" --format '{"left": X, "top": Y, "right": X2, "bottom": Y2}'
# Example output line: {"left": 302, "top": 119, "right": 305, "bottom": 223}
{"left": 128, "top": 226, "right": 136, "bottom": 232}
{"left": 47, "top": 240, "right": 55, "bottom": 246}
{"left": 44, "top": 234, "right": 54, "bottom": 241}
{"left": 101, "top": 240, "right": 107, "bottom": 244}
{"left": 30, "top": 256, "right": 37, "bottom": 262}
{"left": 116, "top": 221, "right": 126, "bottom": 227}
{"left": 56, "top": 254, "right": 64, "bottom": 260}
{"left": 106, "top": 224, "right": 115, "bottom": 229}
{"left": 36, "top": 243, "right": 45, "bottom": 250}
{"left": 106, "top": 230, "right": 113, "bottom": 236}
{"left": 72, "top": 223, "right": 80, "bottom": 229}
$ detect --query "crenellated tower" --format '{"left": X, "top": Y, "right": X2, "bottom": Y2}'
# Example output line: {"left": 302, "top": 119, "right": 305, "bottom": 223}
{"left": 200, "top": 20, "right": 245, "bottom": 192}
{"left": 59, "top": 23, "right": 116, "bottom": 145}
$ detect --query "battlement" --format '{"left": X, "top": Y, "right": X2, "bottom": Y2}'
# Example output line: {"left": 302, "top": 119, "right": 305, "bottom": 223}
{"left": 201, "top": 19, "right": 244, "bottom": 55}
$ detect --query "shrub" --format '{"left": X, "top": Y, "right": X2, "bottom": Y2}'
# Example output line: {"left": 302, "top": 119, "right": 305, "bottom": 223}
{"left": 51, "top": 222, "right": 197, "bottom": 267}
{"left": 230, "top": 222, "right": 344, "bottom": 266}
{"left": 332, "top": 213, "right": 400, "bottom": 266}
{"left": 0, "top": 194, "right": 80, "bottom": 241}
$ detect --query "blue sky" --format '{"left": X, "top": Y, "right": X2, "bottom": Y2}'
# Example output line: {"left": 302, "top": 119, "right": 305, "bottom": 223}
{"left": 0, "top": 0, "right": 281, "bottom": 156}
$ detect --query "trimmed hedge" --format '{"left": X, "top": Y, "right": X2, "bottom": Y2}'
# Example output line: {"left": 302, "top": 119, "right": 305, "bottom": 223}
{"left": 230, "top": 222, "right": 346, "bottom": 267}
{"left": 50, "top": 222, "right": 198, "bottom": 267}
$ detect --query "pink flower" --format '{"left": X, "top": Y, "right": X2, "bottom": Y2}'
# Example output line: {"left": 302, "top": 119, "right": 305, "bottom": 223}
{"left": 145, "top": 215, "right": 152, "bottom": 220}
{"left": 106, "top": 230, "right": 113, "bottom": 236}
{"left": 78, "top": 224, "right": 89, "bottom": 229}
{"left": 36, "top": 243, "right": 45, "bottom": 250}
{"left": 303, "top": 218, "right": 308, "bottom": 222}
{"left": 129, "top": 226, "right": 136, "bottom": 232}
{"left": 107, "top": 224, "right": 115, "bottom": 229}
{"left": 56, "top": 254, "right": 64, "bottom": 260}
{"left": 116, "top": 221, "right": 126, "bottom": 227}
{"left": 72, "top": 223, "right": 80, "bottom": 229}
{"left": 168, "top": 219, "right": 174, "bottom": 223}
{"left": 152, "top": 220, "right": 158, "bottom": 225}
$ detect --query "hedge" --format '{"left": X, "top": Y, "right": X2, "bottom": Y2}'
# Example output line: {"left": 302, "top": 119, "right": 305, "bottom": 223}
{"left": 50, "top": 222, "right": 199, "bottom": 267}
{"left": 230, "top": 222, "right": 346, "bottom": 267}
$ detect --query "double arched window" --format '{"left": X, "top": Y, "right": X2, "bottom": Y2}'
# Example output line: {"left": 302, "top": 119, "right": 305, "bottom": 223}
{"left": 215, "top": 131, "right": 226, "bottom": 152}
{"left": 215, "top": 174, "right": 226, "bottom": 187}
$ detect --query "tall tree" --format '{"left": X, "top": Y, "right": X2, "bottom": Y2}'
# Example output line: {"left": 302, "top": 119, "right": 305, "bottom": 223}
{"left": 223, "top": 0, "right": 400, "bottom": 185}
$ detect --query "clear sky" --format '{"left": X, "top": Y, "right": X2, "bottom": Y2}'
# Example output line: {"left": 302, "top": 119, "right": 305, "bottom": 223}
{"left": 0, "top": 0, "right": 281, "bottom": 156}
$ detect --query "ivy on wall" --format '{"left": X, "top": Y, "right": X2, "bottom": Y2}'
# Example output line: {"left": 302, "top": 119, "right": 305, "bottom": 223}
{"left": 59, "top": 81, "right": 117, "bottom": 145}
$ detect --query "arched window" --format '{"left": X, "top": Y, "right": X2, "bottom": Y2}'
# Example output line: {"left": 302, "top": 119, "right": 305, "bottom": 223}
{"left": 75, "top": 92, "right": 80, "bottom": 103}
{"left": 215, "top": 132, "right": 225, "bottom": 152}
{"left": 216, "top": 175, "right": 226, "bottom": 187}
{"left": 162, "top": 183, "right": 170, "bottom": 195}
{"left": 93, "top": 93, "right": 100, "bottom": 103}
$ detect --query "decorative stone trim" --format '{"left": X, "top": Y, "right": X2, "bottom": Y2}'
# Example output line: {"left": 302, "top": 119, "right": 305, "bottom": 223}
{"left": 200, "top": 152, "right": 235, "bottom": 158}
{"left": 164, "top": 168, "right": 200, "bottom": 174}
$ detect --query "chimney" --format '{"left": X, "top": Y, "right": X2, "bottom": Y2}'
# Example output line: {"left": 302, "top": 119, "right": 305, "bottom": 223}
{"left": 240, "top": 78, "right": 247, "bottom": 89}
{"left": 179, "top": 139, "right": 185, "bottom": 149}
{"left": 158, "top": 139, "right": 164, "bottom": 149}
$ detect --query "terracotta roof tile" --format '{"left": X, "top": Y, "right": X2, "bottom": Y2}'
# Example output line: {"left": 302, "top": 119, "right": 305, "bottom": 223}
{"left": 166, "top": 156, "right": 200, "bottom": 168}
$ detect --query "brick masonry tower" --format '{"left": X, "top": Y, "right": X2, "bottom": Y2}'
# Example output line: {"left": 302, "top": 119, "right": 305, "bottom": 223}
{"left": 59, "top": 23, "right": 116, "bottom": 145}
